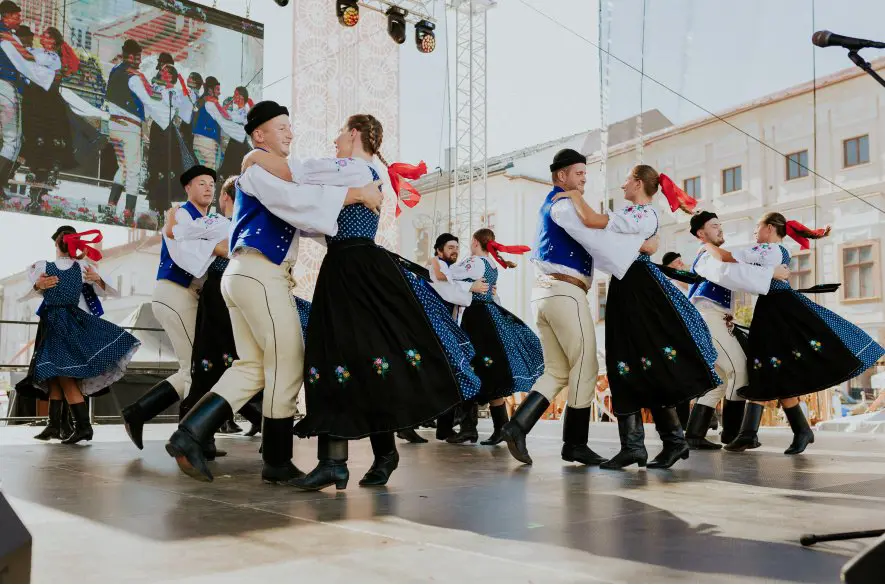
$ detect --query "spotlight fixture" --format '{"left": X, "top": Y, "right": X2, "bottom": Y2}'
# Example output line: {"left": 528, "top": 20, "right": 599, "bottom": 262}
{"left": 415, "top": 19, "right": 436, "bottom": 53}
{"left": 386, "top": 6, "right": 408, "bottom": 45}
{"left": 336, "top": 0, "right": 359, "bottom": 27}
{"left": 273, "top": 0, "right": 289, "bottom": 6}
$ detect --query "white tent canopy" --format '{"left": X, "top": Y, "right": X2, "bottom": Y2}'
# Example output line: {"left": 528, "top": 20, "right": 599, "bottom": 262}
{"left": 116, "top": 302, "right": 177, "bottom": 370}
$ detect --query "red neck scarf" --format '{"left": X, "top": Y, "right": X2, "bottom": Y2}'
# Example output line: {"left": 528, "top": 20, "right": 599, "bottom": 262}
{"left": 204, "top": 95, "right": 231, "bottom": 120}
{"left": 62, "top": 229, "right": 103, "bottom": 261}
{"left": 387, "top": 161, "right": 428, "bottom": 216}
{"left": 486, "top": 241, "right": 531, "bottom": 269}
{"left": 659, "top": 173, "right": 697, "bottom": 213}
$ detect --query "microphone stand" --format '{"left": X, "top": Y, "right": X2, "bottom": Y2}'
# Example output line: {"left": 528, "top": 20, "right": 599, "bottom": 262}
{"left": 847, "top": 50, "right": 885, "bottom": 90}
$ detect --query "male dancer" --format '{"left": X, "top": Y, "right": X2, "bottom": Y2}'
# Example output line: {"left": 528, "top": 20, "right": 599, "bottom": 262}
{"left": 122, "top": 165, "right": 227, "bottom": 452}
{"left": 0, "top": 1, "right": 24, "bottom": 198}
{"left": 165, "top": 100, "right": 382, "bottom": 484}
{"left": 684, "top": 211, "right": 789, "bottom": 449}
{"left": 501, "top": 149, "right": 604, "bottom": 466}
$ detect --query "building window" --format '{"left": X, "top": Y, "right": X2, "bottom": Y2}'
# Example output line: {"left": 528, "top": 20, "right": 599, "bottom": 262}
{"left": 843, "top": 135, "right": 870, "bottom": 168}
{"left": 597, "top": 281, "right": 607, "bottom": 322}
{"left": 85, "top": 31, "right": 92, "bottom": 50}
{"left": 789, "top": 249, "right": 814, "bottom": 290}
{"left": 841, "top": 240, "right": 880, "bottom": 301}
{"left": 786, "top": 150, "right": 809, "bottom": 181}
{"left": 722, "top": 165, "right": 742, "bottom": 194}
{"left": 683, "top": 176, "right": 701, "bottom": 200}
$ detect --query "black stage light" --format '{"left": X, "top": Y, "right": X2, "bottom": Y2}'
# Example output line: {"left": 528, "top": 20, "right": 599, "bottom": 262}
{"left": 415, "top": 19, "right": 435, "bottom": 53}
{"left": 336, "top": 0, "right": 359, "bottom": 27}
{"left": 386, "top": 6, "right": 408, "bottom": 44}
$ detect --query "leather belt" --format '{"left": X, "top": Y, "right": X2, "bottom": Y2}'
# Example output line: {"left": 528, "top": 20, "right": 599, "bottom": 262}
{"left": 549, "top": 273, "right": 589, "bottom": 293}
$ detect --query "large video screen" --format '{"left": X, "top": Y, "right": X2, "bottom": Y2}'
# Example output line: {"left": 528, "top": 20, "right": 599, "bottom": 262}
{"left": 0, "top": 0, "right": 262, "bottom": 229}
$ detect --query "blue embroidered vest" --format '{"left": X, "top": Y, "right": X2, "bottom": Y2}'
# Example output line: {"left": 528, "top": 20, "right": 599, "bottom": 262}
{"left": 193, "top": 103, "right": 220, "bottom": 143}
{"left": 156, "top": 200, "right": 204, "bottom": 286}
{"left": 533, "top": 187, "right": 594, "bottom": 277}
{"left": 688, "top": 250, "right": 732, "bottom": 309}
{"left": 229, "top": 179, "right": 297, "bottom": 266}
{"left": 106, "top": 63, "right": 145, "bottom": 121}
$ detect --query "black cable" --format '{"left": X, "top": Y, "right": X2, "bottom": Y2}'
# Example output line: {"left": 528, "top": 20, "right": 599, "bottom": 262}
{"left": 515, "top": 0, "right": 885, "bottom": 215}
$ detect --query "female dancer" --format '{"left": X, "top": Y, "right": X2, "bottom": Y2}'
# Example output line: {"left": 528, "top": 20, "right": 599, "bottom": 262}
{"left": 705, "top": 213, "right": 884, "bottom": 454}
{"left": 247, "top": 114, "right": 480, "bottom": 490}
{"left": 441, "top": 228, "right": 544, "bottom": 445}
{"left": 555, "top": 165, "right": 719, "bottom": 469}
{"left": 25, "top": 228, "right": 140, "bottom": 443}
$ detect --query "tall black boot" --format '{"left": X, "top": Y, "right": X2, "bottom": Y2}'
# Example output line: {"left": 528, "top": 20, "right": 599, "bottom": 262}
{"left": 480, "top": 403, "right": 509, "bottom": 446}
{"left": 686, "top": 404, "right": 722, "bottom": 450}
{"left": 260, "top": 417, "right": 306, "bottom": 484}
{"left": 720, "top": 398, "right": 746, "bottom": 445}
{"left": 107, "top": 183, "right": 124, "bottom": 207}
{"left": 560, "top": 406, "right": 605, "bottom": 465}
{"left": 34, "top": 399, "right": 64, "bottom": 440}
{"left": 724, "top": 402, "right": 764, "bottom": 452}
{"left": 122, "top": 380, "right": 180, "bottom": 450}
{"left": 61, "top": 402, "right": 93, "bottom": 445}
{"left": 165, "top": 392, "right": 232, "bottom": 482}
{"left": 124, "top": 194, "right": 138, "bottom": 224}
{"left": 239, "top": 401, "right": 262, "bottom": 437}
{"left": 360, "top": 432, "right": 399, "bottom": 486}
{"left": 436, "top": 409, "right": 455, "bottom": 441}
{"left": 60, "top": 401, "right": 74, "bottom": 439}
{"left": 290, "top": 435, "right": 349, "bottom": 491}
{"left": 783, "top": 404, "right": 815, "bottom": 455}
{"left": 675, "top": 401, "right": 690, "bottom": 429}
{"left": 397, "top": 427, "right": 428, "bottom": 443}
{"left": 179, "top": 399, "right": 226, "bottom": 461}
{"left": 501, "top": 391, "right": 550, "bottom": 465}
{"left": 646, "top": 407, "right": 689, "bottom": 469}
{"left": 447, "top": 401, "right": 479, "bottom": 444}
{"left": 600, "top": 412, "right": 647, "bottom": 469}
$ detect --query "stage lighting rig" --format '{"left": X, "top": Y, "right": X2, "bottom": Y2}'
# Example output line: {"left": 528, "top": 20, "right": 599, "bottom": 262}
{"left": 337, "top": 0, "right": 359, "bottom": 26}
{"left": 415, "top": 19, "right": 435, "bottom": 53}
{"left": 386, "top": 6, "right": 408, "bottom": 44}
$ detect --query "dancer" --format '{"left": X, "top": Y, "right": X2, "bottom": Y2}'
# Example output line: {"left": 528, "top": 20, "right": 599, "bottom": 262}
{"left": 552, "top": 164, "right": 720, "bottom": 470}
{"left": 20, "top": 225, "right": 118, "bottom": 440}
{"left": 704, "top": 212, "right": 884, "bottom": 454}
{"left": 24, "top": 227, "right": 140, "bottom": 443}
{"left": 265, "top": 114, "right": 478, "bottom": 490}
{"left": 683, "top": 211, "right": 790, "bottom": 450}
{"left": 443, "top": 228, "right": 543, "bottom": 446}
{"left": 0, "top": 1, "right": 24, "bottom": 198}
{"left": 501, "top": 149, "right": 605, "bottom": 467}
{"left": 121, "top": 165, "right": 227, "bottom": 453}
{"left": 164, "top": 101, "right": 383, "bottom": 485}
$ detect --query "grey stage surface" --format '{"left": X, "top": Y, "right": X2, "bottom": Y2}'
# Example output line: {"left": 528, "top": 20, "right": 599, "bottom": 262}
{"left": 2, "top": 420, "right": 885, "bottom": 583}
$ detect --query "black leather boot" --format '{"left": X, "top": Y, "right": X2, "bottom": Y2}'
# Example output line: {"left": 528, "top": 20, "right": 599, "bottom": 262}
{"left": 480, "top": 404, "right": 509, "bottom": 446}
{"left": 686, "top": 404, "right": 722, "bottom": 450}
{"left": 239, "top": 402, "right": 262, "bottom": 437}
{"left": 720, "top": 398, "right": 746, "bottom": 445}
{"left": 107, "top": 183, "right": 123, "bottom": 207}
{"left": 447, "top": 401, "right": 479, "bottom": 444}
{"left": 219, "top": 419, "right": 243, "bottom": 434}
{"left": 675, "top": 401, "right": 690, "bottom": 429}
{"left": 600, "top": 412, "right": 648, "bottom": 470}
{"left": 124, "top": 194, "right": 138, "bottom": 223}
{"left": 724, "top": 402, "right": 764, "bottom": 452}
{"left": 397, "top": 427, "right": 428, "bottom": 443}
{"left": 61, "top": 402, "right": 93, "bottom": 444}
{"left": 165, "top": 393, "right": 232, "bottom": 482}
{"left": 360, "top": 432, "right": 399, "bottom": 486}
{"left": 179, "top": 401, "right": 226, "bottom": 460}
{"left": 646, "top": 407, "right": 689, "bottom": 469}
{"left": 289, "top": 435, "right": 349, "bottom": 491}
{"left": 260, "top": 417, "right": 306, "bottom": 484}
{"left": 34, "top": 399, "right": 64, "bottom": 440}
{"left": 436, "top": 409, "right": 455, "bottom": 441}
{"left": 501, "top": 391, "right": 550, "bottom": 465}
{"left": 560, "top": 406, "right": 605, "bottom": 465}
{"left": 783, "top": 404, "right": 815, "bottom": 455}
{"left": 60, "top": 401, "right": 74, "bottom": 439}
{"left": 122, "top": 380, "right": 180, "bottom": 450}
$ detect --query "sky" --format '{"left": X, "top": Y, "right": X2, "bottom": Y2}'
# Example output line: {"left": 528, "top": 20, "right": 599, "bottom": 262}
{"left": 1, "top": 0, "right": 884, "bottom": 280}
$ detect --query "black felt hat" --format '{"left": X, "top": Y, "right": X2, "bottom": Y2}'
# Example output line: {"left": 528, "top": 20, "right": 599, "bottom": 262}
{"left": 180, "top": 164, "right": 217, "bottom": 187}
{"left": 434, "top": 232, "right": 458, "bottom": 252}
{"left": 550, "top": 148, "right": 587, "bottom": 173}
{"left": 244, "top": 100, "right": 289, "bottom": 135}
{"left": 690, "top": 210, "right": 718, "bottom": 237}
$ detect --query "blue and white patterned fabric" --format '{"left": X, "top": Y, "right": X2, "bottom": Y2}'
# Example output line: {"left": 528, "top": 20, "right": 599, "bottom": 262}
{"left": 33, "top": 261, "right": 140, "bottom": 395}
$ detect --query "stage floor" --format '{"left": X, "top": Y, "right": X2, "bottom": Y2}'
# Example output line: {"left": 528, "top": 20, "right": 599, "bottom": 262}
{"left": 2, "top": 420, "right": 885, "bottom": 583}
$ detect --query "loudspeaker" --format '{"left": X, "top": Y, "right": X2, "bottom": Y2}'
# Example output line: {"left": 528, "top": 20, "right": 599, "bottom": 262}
{"left": 0, "top": 493, "right": 31, "bottom": 583}
{"left": 842, "top": 532, "right": 885, "bottom": 583}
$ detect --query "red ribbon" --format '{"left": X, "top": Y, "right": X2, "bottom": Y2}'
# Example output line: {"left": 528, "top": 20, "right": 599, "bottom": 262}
{"left": 246, "top": 98, "right": 254, "bottom": 109}
{"left": 62, "top": 229, "right": 103, "bottom": 261}
{"left": 486, "top": 240, "right": 531, "bottom": 269}
{"left": 659, "top": 173, "right": 697, "bottom": 213}
{"left": 387, "top": 161, "right": 428, "bottom": 217}
{"left": 59, "top": 42, "right": 79, "bottom": 76}
{"left": 177, "top": 73, "right": 190, "bottom": 97}
{"left": 205, "top": 95, "right": 232, "bottom": 120}
{"left": 785, "top": 220, "right": 829, "bottom": 250}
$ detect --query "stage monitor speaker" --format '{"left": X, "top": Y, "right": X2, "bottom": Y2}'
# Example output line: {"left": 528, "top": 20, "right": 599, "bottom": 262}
{"left": 0, "top": 493, "right": 31, "bottom": 583}
{"left": 842, "top": 532, "right": 885, "bottom": 583}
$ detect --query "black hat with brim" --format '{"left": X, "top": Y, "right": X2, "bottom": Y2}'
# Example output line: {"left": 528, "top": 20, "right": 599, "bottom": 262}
{"left": 690, "top": 210, "right": 718, "bottom": 237}
{"left": 550, "top": 148, "right": 587, "bottom": 173}
{"left": 180, "top": 164, "right": 217, "bottom": 187}
{"left": 245, "top": 100, "right": 289, "bottom": 135}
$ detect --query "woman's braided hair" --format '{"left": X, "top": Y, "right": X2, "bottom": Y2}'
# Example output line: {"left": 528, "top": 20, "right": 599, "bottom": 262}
{"left": 346, "top": 114, "right": 388, "bottom": 167}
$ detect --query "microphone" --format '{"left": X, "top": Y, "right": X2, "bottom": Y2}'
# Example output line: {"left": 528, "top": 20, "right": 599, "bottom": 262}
{"left": 812, "top": 30, "right": 885, "bottom": 51}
